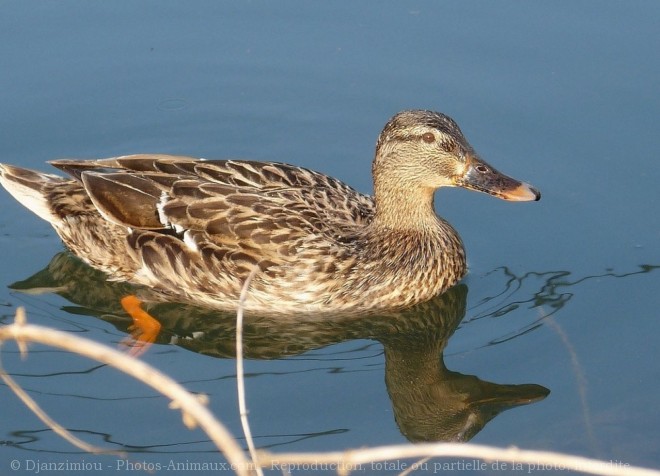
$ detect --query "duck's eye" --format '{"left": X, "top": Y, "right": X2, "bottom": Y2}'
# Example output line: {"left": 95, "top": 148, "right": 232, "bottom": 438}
{"left": 422, "top": 132, "right": 435, "bottom": 143}
{"left": 475, "top": 164, "right": 490, "bottom": 173}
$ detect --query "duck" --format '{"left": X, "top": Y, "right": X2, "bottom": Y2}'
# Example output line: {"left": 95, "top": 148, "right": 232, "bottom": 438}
{"left": 0, "top": 110, "right": 540, "bottom": 315}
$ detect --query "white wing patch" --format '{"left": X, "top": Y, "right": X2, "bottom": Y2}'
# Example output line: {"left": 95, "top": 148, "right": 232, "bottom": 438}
{"left": 183, "top": 230, "right": 199, "bottom": 253}
{"left": 156, "top": 192, "right": 170, "bottom": 227}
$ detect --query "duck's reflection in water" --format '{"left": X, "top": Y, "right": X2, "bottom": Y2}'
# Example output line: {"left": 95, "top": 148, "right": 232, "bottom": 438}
{"left": 11, "top": 252, "right": 549, "bottom": 443}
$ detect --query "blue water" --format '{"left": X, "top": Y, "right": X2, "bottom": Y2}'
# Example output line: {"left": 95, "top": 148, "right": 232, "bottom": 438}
{"left": 1, "top": 2, "right": 658, "bottom": 475}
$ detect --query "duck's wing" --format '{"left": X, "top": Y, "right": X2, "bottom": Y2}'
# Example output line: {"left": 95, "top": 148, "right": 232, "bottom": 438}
{"left": 51, "top": 154, "right": 374, "bottom": 267}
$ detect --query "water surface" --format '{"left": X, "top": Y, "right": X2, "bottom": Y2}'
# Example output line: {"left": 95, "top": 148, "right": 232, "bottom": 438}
{"left": 1, "top": 2, "right": 658, "bottom": 475}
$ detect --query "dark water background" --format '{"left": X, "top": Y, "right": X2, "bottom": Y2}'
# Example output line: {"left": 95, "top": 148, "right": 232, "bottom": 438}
{"left": 1, "top": 2, "right": 658, "bottom": 475}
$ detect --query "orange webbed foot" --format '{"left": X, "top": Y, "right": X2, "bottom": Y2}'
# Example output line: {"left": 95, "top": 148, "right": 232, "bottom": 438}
{"left": 120, "top": 295, "right": 162, "bottom": 357}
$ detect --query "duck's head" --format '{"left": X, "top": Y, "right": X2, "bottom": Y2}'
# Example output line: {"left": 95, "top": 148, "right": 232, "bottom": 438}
{"left": 373, "top": 110, "right": 540, "bottom": 203}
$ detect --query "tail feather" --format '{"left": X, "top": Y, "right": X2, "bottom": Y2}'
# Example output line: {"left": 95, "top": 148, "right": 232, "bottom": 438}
{"left": 0, "top": 163, "right": 64, "bottom": 224}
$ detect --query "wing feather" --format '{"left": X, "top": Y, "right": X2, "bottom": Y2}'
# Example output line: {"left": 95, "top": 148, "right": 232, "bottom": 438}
{"left": 50, "top": 155, "right": 374, "bottom": 277}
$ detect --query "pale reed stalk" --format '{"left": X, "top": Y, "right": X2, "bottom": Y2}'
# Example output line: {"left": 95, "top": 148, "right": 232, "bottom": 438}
{"left": 0, "top": 310, "right": 255, "bottom": 476}
{"left": 2, "top": 308, "right": 659, "bottom": 476}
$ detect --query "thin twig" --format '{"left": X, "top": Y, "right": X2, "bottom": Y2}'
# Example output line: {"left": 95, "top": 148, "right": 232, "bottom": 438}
{"left": 236, "top": 266, "right": 263, "bottom": 476}
{"left": 0, "top": 311, "right": 254, "bottom": 476}
{"left": 399, "top": 456, "right": 431, "bottom": 476}
{"left": 545, "top": 312, "right": 601, "bottom": 457}
{"left": 0, "top": 351, "right": 123, "bottom": 457}
{"left": 4, "top": 310, "right": 659, "bottom": 476}
{"left": 257, "top": 443, "right": 660, "bottom": 476}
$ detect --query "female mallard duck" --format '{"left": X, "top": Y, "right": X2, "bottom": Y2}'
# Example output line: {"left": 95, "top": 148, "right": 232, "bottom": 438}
{"left": 0, "top": 110, "right": 539, "bottom": 315}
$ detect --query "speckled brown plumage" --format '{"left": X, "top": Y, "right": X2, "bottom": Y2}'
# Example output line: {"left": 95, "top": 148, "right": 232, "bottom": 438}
{"left": 0, "top": 110, "right": 539, "bottom": 314}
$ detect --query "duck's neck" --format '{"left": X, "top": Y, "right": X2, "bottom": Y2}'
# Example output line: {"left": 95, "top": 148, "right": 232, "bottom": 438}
{"left": 371, "top": 177, "right": 466, "bottom": 274}
{"left": 372, "top": 181, "right": 439, "bottom": 231}
{"left": 366, "top": 180, "right": 467, "bottom": 304}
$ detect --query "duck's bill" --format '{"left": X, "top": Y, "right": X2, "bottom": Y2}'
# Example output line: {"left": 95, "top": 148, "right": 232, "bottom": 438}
{"left": 456, "top": 158, "right": 541, "bottom": 202}
{"left": 466, "top": 382, "right": 550, "bottom": 411}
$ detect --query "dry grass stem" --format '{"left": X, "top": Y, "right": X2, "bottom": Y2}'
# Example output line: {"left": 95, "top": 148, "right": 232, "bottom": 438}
{"left": 2, "top": 308, "right": 659, "bottom": 476}
{"left": 0, "top": 310, "right": 254, "bottom": 476}
{"left": 236, "top": 266, "right": 263, "bottom": 476}
{"left": 399, "top": 456, "right": 432, "bottom": 476}
{"left": 545, "top": 312, "right": 600, "bottom": 456}
{"left": 0, "top": 358, "right": 120, "bottom": 456}
{"left": 256, "top": 443, "right": 660, "bottom": 476}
